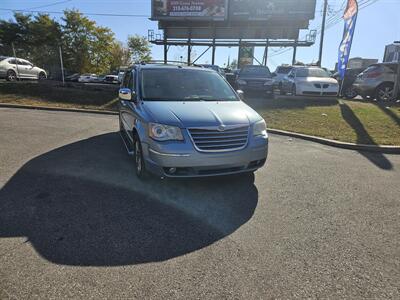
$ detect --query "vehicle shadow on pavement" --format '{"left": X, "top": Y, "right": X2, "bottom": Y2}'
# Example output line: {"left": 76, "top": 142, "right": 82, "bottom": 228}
{"left": 339, "top": 102, "right": 393, "bottom": 170}
{"left": 0, "top": 132, "right": 258, "bottom": 266}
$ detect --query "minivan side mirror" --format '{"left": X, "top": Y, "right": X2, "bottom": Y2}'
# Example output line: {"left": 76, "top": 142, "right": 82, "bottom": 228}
{"left": 119, "top": 88, "right": 136, "bottom": 101}
{"left": 236, "top": 89, "right": 245, "bottom": 100}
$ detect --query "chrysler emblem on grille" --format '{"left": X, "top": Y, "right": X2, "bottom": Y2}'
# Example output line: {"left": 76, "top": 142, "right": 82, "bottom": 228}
{"left": 218, "top": 125, "right": 226, "bottom": 131}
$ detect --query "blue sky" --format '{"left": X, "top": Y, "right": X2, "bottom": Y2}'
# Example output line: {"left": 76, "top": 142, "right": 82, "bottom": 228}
{"left": 1, "top": 0, "right": 399, "bottom": 70}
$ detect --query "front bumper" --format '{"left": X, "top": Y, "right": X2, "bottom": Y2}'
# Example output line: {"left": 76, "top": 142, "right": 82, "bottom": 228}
{"left": 297, "top": 83, "right": 338, "bottom": 97}
{"left": 142, "top": 135, "right": 268, "bottom": 177}
{"left": 238, "top": 84, "right": 273, "bottom": 94}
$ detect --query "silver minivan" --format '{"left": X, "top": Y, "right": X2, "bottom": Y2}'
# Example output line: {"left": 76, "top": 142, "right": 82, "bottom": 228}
{"left": 118, "top": 64, "right": 269, "bottom": 178}
{"left": 0, "top": 56, "right": 47, "bottom": 81}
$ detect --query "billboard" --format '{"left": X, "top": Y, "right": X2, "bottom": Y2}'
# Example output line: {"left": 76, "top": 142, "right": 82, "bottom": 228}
{"left": 152, "top": 0, "right": 227, "bottom": 20}
{"left": 229, "top": 0, "right": 316, "bottom": 21}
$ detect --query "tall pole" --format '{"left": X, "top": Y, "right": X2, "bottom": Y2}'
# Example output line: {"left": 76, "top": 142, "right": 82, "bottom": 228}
{"left": 318, "top": 0, "right": 328, "bottom": 67}
{"left": 292, "top": 40, "right": 298, "bottom": 65}
{"left": 11, "top": 43, "right": 19, "bottom": 78}
{"left": 59, "top": 46, "right": 65, "bottom": 86}
{"left": 163, "top": 33, "right": 168, "bottom": 64}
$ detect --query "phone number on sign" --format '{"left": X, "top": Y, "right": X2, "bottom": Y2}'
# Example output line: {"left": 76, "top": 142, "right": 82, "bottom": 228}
{"left": 171, "top": 5, "right": 202, "bottom": 12}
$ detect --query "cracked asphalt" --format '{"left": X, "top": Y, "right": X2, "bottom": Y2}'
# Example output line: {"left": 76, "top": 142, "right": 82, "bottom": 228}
{"left": 0, "top": 107, "right": 399, "bottom": 299}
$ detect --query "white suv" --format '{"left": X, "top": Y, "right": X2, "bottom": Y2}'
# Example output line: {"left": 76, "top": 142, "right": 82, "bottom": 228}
{"left": 0, "top": 56, "right": 47, "bottom": 81}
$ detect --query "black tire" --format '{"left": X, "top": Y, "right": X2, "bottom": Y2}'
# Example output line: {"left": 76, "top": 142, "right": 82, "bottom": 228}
{"left": 6, "top": 70, "right": 17, "bottom": 81}
{"left": 376, "top": 83, "right": 395, "bottom": 102}
{"left": 133, "top": 137, "right": 147, "bottom": 179}
{"left": 342, "top": 86, "right": 358, "bottom": 99}
{"left": 38, "top": 72, "right": 46, "bottom": 80}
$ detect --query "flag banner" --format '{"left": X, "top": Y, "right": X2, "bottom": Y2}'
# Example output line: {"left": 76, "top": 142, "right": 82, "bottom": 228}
{"left": 338, "top": 0, "right": 358, "bottom": 79}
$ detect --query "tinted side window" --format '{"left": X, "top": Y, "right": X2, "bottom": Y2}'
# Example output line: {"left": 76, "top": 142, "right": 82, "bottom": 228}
{"left": 17, "top": 59, "right": 27, "bottom": 65}
{"left": 8, "top": 59, "right": 17, "bottom": 64}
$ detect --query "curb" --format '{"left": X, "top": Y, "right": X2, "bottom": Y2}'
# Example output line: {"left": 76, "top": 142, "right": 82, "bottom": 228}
{"left": 0, "top": 103, "right": 118, "bottom": 116}
{"left": 267, "top": 128, "right": 400, "bottom": 154}
{"left": 1, "top": 103, "right": 399, "bottom": 154}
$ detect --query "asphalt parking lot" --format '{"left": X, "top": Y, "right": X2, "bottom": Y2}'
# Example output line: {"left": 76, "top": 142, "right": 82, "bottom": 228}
{"left": 0, "top": 107, "right": 399, "bottom": 299}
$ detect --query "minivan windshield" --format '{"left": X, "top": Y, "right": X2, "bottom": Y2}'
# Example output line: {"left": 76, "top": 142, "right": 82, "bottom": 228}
{"left": 296, "top": 68, "right": 330, "bottom": 78}
{"left": 140, "top": 69, "right": 238, "bottom": 101}
{"left": 239, "top": 66, "right": 272, "bottom": 77}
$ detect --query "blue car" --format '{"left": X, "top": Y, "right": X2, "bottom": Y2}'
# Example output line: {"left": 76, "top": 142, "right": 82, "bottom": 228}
{"left": 118, "top": 63, "right": 268, "bottom": 178}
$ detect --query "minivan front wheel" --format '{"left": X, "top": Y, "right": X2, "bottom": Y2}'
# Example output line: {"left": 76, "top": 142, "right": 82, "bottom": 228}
{"left": 6, "top": 70, "right": 17, "bottom": 81}
{"left": 376, "top": 83, "right": 394, "bottom": 101}
{"left": 133, "top": 138, "right": 147, "bottom": 179}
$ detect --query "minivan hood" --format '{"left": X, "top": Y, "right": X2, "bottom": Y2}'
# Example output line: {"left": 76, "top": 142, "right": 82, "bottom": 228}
{"left": 142, "top": 101, "right": 262, "bottom": 128}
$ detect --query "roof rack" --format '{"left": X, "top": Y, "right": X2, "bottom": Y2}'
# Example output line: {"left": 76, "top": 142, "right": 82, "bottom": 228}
{"left": 138, "top": 60, "right": 203, "bottom": 67}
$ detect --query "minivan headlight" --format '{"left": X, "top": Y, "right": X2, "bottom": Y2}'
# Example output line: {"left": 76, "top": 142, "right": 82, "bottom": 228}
{"left": 149, "top": 123, "right": 184, "bottom": 141}
{"left": 253, "top": 120, "right": 267, "bottom": 136}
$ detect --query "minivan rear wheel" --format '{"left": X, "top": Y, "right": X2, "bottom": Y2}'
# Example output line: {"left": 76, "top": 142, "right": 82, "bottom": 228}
{"left": 6, "top": 70, "right": 17, "bottom": 81}
{"left": 376, "top": 83, "right": 395, "bottom": 101}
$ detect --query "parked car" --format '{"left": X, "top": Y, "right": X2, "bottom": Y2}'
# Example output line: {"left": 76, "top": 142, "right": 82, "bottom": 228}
{"left": 332, "top": 68, "right": 364, "bottom": 99}
{"left": 78, "top": 73, "right": 98, "bottom": 83}
{"left": 272, "top": 65, "right": 294, "bottom": 94}
{"left": 118, "top": 64, "right": 268, "bottom": 178}
{"left": 103, "top": 74, "right": 119, "bottom": 84}
{"left": 0, "top": 56, "right": 47, "bottom": 81}
{"left": 236, "top": 65, "right": 274, "bottom": 98}
{"left": 65, "top": 73, "right": 80, "bottom": 82}
{"left": 281, "top": 66, "right": 339, "bottom": 97}
{"left": 199, "top": 64, "right": 226, "bottom": 77}
{"left": 353, "top": 63, "right": 399, "bottom": 101}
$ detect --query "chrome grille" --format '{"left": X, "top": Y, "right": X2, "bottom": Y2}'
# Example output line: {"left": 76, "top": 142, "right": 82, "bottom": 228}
{"left": 188, "top": 125, "right": 249, "bottom": 152}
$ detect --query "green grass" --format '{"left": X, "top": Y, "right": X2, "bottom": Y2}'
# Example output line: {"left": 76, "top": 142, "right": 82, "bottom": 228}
{"left": 245, "top": 97, "right": 400, "bottom": 146}
{"left": 0, "top": 81, "right": 119, "bottom": 110}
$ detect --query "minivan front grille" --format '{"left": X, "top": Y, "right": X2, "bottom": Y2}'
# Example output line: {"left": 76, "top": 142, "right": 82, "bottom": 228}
{"left": 188, "top": 125, "right": 249, "bottom": 152}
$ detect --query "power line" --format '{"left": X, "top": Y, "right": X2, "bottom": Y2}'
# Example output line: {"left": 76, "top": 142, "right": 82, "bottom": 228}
{"left": 0, "top": 8, "right": 149, "bottom": 17}
{"left": 27, "top": 0, "right": 72, "bottom": 10}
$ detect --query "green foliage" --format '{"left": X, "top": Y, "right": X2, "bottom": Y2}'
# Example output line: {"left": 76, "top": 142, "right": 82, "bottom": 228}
{"left": 0, "top": 10, "right": 150, "bottom": 75}
{"left": 61, "top": 10, "right": 115, "bottom": 74}
{"left": 127, "top": 34, "right": 152, "bottom": 63}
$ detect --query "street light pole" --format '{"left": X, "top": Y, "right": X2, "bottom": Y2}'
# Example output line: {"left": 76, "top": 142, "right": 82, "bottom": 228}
{"left": 318, "top": 0, "right": 328, "bottom": 67}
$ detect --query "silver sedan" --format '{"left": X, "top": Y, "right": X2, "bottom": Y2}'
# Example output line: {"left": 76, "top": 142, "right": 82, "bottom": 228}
{"left": 0, "top": 56, "right": 47, "bottom": 81}
{"left": 281, "top": 67, "right": 339, "bottom": 97}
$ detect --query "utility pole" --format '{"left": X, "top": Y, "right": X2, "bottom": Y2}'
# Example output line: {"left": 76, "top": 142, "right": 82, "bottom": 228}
{"left": 318, "top": 0, "right": 328, "bottom": 67}
{"left": 59, "top": 46, "right": 65, "bottom": 86}
{"left": 11, "top": 43, "right": 19, "bottom": 77}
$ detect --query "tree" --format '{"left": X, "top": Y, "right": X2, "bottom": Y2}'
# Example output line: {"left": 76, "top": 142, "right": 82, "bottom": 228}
{"left": 109, "top": 41, "right": 131, "bottom": 72}
{"left": 61, "top": 10, "right": 115, "bottom": 74}
{"left": 127, "top": 34, "right": 151, "bottom": 63}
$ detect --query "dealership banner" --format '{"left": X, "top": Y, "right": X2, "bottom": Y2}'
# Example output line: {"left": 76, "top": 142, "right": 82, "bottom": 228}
{"left": 152, "top": 0, "right": 227, "bottom": 20}
{"left": 338, "top": 0, "right": 358, "bottom": 79}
